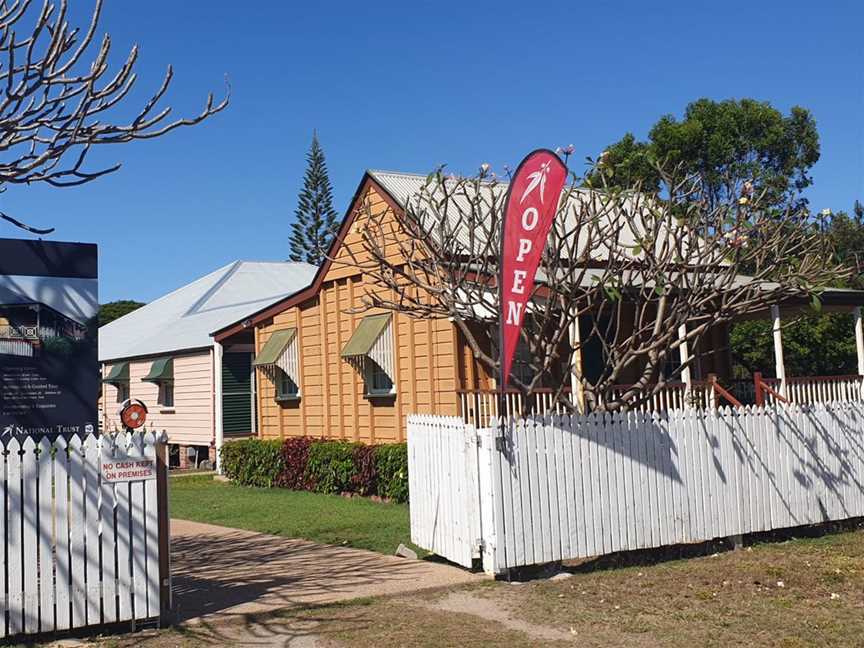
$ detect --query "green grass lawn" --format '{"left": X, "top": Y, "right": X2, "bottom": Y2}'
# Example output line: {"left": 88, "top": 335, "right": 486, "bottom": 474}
{"left": 169, "top": 474, "right": 421, "bottom": 556}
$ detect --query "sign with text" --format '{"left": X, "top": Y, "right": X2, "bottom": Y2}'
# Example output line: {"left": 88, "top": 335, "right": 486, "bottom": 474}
{"left": 499, "top": 149, "right": 567, "bottom": 388}
{"left": 0, "top": 238, "right": 98, "bottom": 439}
{"left": 102, "top": 454, "right": 156, "bottom": 482}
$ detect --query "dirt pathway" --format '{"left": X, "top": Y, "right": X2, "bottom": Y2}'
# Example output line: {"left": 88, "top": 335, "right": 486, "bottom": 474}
{"left": 414, "top": 589, "right": 575, "bottom": 643}
{"left": 170, "top": 519, "right": 482, "bottom": 624}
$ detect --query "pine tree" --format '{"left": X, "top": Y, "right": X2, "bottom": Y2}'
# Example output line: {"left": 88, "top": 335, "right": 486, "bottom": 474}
{"left": 289, "top": 132, "right": 339, "bottom": 265}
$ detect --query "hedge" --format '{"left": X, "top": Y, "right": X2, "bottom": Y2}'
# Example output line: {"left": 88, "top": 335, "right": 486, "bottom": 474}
{"left": 220, "top": 437, "right": 410, "bottom": 503}
{"left": 220, "top": 438, "right": 284, "bottom": 488}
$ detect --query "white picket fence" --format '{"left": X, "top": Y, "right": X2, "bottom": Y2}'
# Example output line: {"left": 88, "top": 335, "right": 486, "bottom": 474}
{"left": 408, "top": 402, "right": 864, "bottom": 574}
{"left": 1, "top": 431, "right": 168, "bottom": 639}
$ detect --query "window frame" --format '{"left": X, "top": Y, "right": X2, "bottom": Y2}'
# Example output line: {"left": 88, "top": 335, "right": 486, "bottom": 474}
{"left": 158, "top": 380, "right": 175, "bottom": 408}
{"left": 364, "top": 359, "right": 394, "bottom": 397}
{"left": 275, "top": 368, "right": 300, "bottom": 401}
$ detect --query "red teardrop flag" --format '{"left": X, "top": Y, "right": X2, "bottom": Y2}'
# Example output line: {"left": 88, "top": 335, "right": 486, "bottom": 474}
{"left": 499, "top": 149, "right": 568, "bottom": 388}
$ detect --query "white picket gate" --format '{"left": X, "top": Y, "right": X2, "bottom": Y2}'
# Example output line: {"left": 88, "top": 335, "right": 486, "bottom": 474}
{"left": 407, "top": 416, "right": 482, "bottom": 568}
{"left": 1, "top": 431, "right": 169, "bottom": 639}
{"left": 408, "top": 402, "right": 864, "bottom": 574}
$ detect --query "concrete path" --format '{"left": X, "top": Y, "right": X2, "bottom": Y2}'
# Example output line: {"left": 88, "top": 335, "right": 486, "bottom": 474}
{"left": 170, "top": 519, "right": 483, "bottom": 626}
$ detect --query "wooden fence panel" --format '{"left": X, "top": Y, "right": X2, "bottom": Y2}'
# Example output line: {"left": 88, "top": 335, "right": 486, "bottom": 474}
{"left": 7, "top": 437, "right": 23, "bottom": 636}
{"left": 37, "top": 437, "right": 55, "bottom": 632}
{"left": 0, "top": 432, "right": 167, "bottom": 640}
{"left": 82, "top": 436, "right": 101, "bottom": 624}
{"left": 409, "top": 402, "right": 864, "bottom": 575}
{"left": 54, "top": 437, "right": 72, "bottom": 631}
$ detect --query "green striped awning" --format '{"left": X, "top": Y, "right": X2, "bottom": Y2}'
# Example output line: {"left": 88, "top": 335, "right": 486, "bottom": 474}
{"left": 341, "top": 314, "right": 391, "bottom": 358}
{"left": 142, "top": 357, "right": 173, "bottom": 383}
{"left": 102, "top": 361, "right": 129, "bottom": 385}
{"left": 253, "top": 328, "right": 297, "bottom": 367}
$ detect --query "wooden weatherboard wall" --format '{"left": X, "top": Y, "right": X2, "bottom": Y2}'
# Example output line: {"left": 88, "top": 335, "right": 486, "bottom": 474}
{"left": 254, "top": 181, "right": 462, "bottom": 443}
{"left": 102, "top": 350, "right": 213, "bottom": 446}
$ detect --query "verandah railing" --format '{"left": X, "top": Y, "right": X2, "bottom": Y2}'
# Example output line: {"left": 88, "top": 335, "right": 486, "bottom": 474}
{"left": 458, "top": 374, "right": 864, "bottom": 427}
{"left": 752, "top": 373, "right": 864, "bottom": 406}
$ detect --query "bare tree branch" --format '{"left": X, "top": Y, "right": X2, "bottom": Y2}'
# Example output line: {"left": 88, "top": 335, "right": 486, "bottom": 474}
{"left": 0, "top": 0, "right": 228, "bottom": 201}
{"left": 336, "top": 159, "right": 849, "bottom": 413}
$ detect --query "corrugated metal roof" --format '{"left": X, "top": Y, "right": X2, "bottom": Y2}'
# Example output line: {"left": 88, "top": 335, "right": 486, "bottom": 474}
{"left": 368, "top": 170, "right": 651, "bottom": 260}
{"left": 99, "top": 261, "right": 317, "bottom": 361}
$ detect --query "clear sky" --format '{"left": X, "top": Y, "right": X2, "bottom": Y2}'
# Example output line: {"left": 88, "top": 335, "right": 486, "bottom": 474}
{"left": 1, "top": 0, "right": 861, "bottom": 303}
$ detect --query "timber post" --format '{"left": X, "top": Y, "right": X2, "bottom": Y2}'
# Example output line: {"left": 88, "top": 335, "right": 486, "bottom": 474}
{"left": 155, "top": 431, "right": 172, "bottom": 624}
{"left": 754, "top": 372, "right": 764, "bottom": 407}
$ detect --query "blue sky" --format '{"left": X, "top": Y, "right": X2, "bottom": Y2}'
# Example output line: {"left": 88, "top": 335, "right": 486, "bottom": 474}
{"left": 1, "top": 0, "right": 861, "bottom": 303}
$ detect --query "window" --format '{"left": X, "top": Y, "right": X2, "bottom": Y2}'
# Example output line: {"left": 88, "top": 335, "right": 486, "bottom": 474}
{"left": 365, "top": 360, "right": 394, "bottom": 395}
{"left": 276, "top": 370, "right": 300, "bottom": 400}
{"left": 103, "top": 361, "right": 130, "bottom": 403}
{"left": 512, "top": 338, "right": 536, "bottom": 386}
{"left": 142, "top": 357, "right": 174, "bottom": 409}
{"left": 252, "top": 328, "right": 301, "bottom": 402}
{"left": 159, "top": 381, "right": 174, "bottom": 408}
{"left": 341, "top": 314, "right": 395, "bottom": 398}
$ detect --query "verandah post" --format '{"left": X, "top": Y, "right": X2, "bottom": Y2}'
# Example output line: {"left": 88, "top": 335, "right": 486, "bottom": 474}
{"left": 213, "top": 339, "right": 224, "bottom": 473}
{"left": 678, "top": 323, "right": 692, "bottom": 407}
{"left": 771, "top": 305, "right": 787, "bottom": 399}
{"left": 569, "top": 315, "right": 585, "bottom": 414}
{"left": 854, "top": 307, "right": 864, "bottom": 400}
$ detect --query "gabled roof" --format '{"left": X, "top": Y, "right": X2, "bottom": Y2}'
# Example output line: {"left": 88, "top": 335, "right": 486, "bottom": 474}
{"left": 99, "top": 261, "right": 317, "bottom": 362}
{"left": 213, "top": 172, "right": 402, "bottom": 342}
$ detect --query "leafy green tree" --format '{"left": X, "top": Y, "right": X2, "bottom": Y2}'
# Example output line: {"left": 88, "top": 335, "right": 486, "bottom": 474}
{"left": 99, "top": 300, "right": 145, "bottom": 326}
{"left": 731, "top": 313, "right": 857, "bottom": 378}
{"left": 289, "top": 132, "right": 339, "bottom": 265}
{"left": 730, "top": 202, "right": 864, "bottom": 378}
{"left": 592, "top": 98, "right": 820, "bottom": 209}
{"left": 826, "top": 201, "right": 864, "bottom": 288}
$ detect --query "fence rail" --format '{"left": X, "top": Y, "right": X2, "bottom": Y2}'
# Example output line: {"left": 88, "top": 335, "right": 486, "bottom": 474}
{"left": 1, "top": 431, "right": 168, "bottom": 639}
{"left": 409, "top": 402, "right": 864, "bottom": 574}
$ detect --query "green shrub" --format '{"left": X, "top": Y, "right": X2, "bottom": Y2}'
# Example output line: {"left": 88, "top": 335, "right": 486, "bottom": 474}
{"left": 220, "top": 437, "right": 409, "bottom": 501}
{"left": 375, "top": 443, "right": 409, "bottom": 503}
{"left": 305, "top": 441, "right": 357, "bottom": 494}
{"left": 220, "top": 438, "right": 284, "bottom": 487}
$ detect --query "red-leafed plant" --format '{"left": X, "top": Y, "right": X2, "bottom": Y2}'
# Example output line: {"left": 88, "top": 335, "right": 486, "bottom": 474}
{"left": 276, "top": 436, "right": 312, "bottom": 489}
{"left": 351, "top": 444, "right": 378, "bottom": 496}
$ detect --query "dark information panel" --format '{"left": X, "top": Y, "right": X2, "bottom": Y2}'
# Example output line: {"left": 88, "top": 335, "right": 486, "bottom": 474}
{"left": 0, "top": 238, "right": 98, "bottom": 438}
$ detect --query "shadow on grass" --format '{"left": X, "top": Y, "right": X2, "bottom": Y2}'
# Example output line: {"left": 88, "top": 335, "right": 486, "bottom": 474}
{"left": 506, "top": 517, "right": 864, "bottom": 581}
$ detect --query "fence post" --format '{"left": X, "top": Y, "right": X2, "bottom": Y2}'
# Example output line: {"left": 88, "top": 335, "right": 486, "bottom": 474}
{"left": 754, "top": 372, "right": 764, "bottom": 407}
{"left": 155, "top": 432, "right": 172, "bottom": 624}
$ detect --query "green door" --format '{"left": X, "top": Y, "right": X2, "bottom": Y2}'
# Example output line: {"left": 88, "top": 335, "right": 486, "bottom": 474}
{"left": 222, "top": 352, "right": 253, "bottom": 437}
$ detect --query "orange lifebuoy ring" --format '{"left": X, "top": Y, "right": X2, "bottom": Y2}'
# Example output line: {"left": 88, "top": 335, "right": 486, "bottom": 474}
{"left": 119, "top": 399, "right": 148, "bottom": 430}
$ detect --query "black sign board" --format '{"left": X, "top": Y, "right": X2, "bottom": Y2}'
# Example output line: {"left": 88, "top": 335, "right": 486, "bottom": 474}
{"left": 0, "top": 238, "right": 98, "bottom": 438}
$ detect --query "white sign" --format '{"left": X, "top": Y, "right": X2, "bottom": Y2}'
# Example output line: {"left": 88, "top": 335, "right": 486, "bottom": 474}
{"left": 101, "top": 454, "right": 156, "bottom": 482}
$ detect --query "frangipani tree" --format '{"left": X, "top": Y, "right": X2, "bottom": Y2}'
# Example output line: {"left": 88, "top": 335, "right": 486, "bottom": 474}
{"left": 0, "top": 0, "right": 229, "bottom": 233}
{"left": 342, "top": 156, "right": 847, "bottom": 412}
